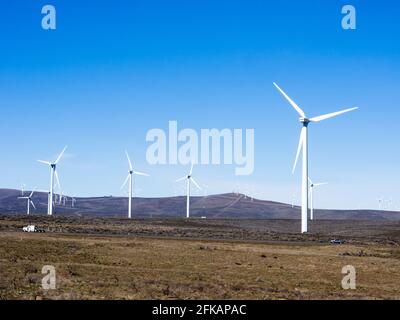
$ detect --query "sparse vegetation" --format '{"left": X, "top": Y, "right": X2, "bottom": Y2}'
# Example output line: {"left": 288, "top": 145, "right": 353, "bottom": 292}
{"left": 1, "top": 216, "right": 400, "bottom": 300}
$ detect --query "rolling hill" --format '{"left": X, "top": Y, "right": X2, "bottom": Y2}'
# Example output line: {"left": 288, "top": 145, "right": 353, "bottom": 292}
{"left": 0, "top": 188, "right": 399, "bottom": 221}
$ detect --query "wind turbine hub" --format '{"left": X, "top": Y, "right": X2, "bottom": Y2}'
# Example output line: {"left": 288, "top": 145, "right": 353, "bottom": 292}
{"left": 300, "top": 118, "right": 310, "bottom": 125}
{"left": 188, "top": 175, "right": 191, "bottom": 179}
{"left": 51, "top": 164, "right": 56, "bottom": 169}
{"left": 129, "top": 170, "right": 133, "bottom": 174}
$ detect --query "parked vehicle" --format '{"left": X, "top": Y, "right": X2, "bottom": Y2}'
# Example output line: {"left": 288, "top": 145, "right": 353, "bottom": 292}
{"left": 330, "top": 239, "right": 343, "bottom": 244}
{"left": 22, "top": 225, "right": 45, "bottom": 233}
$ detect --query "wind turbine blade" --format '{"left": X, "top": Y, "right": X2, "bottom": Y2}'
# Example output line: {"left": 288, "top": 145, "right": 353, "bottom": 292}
{"left": 175, "top": 176, "right": 187, "bottom": 183}
{"left": 308, "top": 177, "right": 313, "bottom": 185}
{"left": 189, "top": 163, "right": 194, "bottom": 175}
{"left": 190, "top": 177, "right": 202, "bottom": 190}
{"left": 133, "top": 171, "right": 149, "bottom": 177}
{"left": 125, "top": 150, "right": 133, "bottom": 171}
{"left": 121, "top": 174, "right": 130, "bottom": 189}
{"left": 54, "top": 170, "right": 61, "bottom": 190}
{"left": 314, "top": 182, "right": 328, "bottom": 187}
{"left": 292, "top": 127, "right": 305, "bottom": 174}
{"left": 30, "top": 201, "right": 36, "bottom": 210}
{"left": 273, "top": 82, "right": 306, "bottom": 118}
{"left": 309, "top": 107, "right": 358, "bottom": 122}
{"left": 18, "top": 197, "right": 29, "bottom": 199}
{"left": 37, "top": 160, "right": 51, "bottom": 165}
{"left": 54, "top": 145, "right": 68, "bottom": 164}
{"left": 29, "top": 187, "right": 37, "bottom": 198}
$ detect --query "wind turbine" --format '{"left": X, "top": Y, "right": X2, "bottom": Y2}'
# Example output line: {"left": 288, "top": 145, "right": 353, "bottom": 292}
{"left": 308, "top": 178, "right": 328, "bottom": 221}
{"left": 18, "top": 188, "right": 36, "bottom": 215}
{"left": 62, "top": 195, "right": 67, "bottom": 206}
{"left": 175, "top": 163, "right": 201, "bottom": 218}
{"left": 121, "top": 150, "right": 149, "bottom": 219}
{"left": 20, "top": 183, "right": 26, "bottom": 196}
{"left": 378, "top": 197, "right": 384, "bottom": 210}
{"left": 273, "top": 82, "right": 357, "bottom": 233}
{"left": 71, "top": 195, "right": 76, "bottom": 208}
{"left": 37, "top": 145, "right": 67, "bottom": 216}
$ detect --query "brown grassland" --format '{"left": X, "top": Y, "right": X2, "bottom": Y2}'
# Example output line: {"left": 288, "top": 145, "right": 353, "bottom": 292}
{"left": 1, "top": 215, "right": 400, "bottom": 300}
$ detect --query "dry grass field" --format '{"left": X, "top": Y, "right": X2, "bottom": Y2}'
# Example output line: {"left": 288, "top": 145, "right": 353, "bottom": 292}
{"left": 1, "top": 215, "right": 400, "bottom": 300}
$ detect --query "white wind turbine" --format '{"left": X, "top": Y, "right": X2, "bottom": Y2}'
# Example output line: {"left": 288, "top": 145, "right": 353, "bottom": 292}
{"left": 20, "top": 183, "right": 26, "bottom": 196}
{"left": 18, "top": 188, "right": 36, "bottom": 215}
{"left": 175, "top": 163, "right": 201, "bottom": 218}
{"left": 71, "top": 195, "right": 76, "bottom": 208}
{"left": 274, "top": 82, "right": 358, "bottom": 233}
{"left": 37, "top": 146, "right": 67, "bottom": 216}
{"left": 121, "top": 150, "right": 149, "bottom": 219}
{"left": 62, "top": 195, "right": 67, "bottom": 206}
{"left": 308, "top": 178, "right": 328, "bottom": 221}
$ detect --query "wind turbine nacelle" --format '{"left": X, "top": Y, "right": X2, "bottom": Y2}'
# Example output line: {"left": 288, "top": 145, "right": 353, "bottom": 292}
{"left": 299, "top": 117, "right": 310, "bottom": 124}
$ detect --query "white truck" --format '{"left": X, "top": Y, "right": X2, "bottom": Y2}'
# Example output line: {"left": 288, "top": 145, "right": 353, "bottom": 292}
{"left": 22, "top": 225, "right": 45, "bottom": 233}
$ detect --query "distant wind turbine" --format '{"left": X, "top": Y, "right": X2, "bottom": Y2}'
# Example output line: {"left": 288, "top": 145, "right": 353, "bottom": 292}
{"left": 18, "top": 188, "right": 36, "bottom": 215}
{"left": 274, "top": 82, "right": 358, "bottom": 233}
{"left": 71, "top": 195, "right": 76, "bottom": 208}
{"left": 62, "top": 195, "right": 67, "bottom": 206}
{"left": 121, "top": 150, "right": 149, "bottom": 219}
{"left": 308, "top": 178, "right": 328, "bottom": 221}
{"left": 175, "top": 163, "right": 201, "bottom": 218}
{"left": 20, "top": 183, "right": 26, "bottom": 196}
{"left": 37, "top": 145, "right": 67, "bottom": 216}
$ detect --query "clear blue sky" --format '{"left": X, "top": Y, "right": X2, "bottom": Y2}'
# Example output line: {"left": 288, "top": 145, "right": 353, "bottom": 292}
{"left": 0, "top": 0, "right": 399, "bottom": 210}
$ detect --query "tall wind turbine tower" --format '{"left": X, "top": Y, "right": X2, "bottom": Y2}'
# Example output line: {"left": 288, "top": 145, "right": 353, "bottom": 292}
{"left": 121, "top": 150, "right": 149, "bottom": 219}
{"left": 176, "top": 163, "right": 201, "bottom": 218}
{"left": 274, "top": 82, "right": 357, "bottom": 233}
{"left": 37, "top": 146, "right": 67, "bottom": 216}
